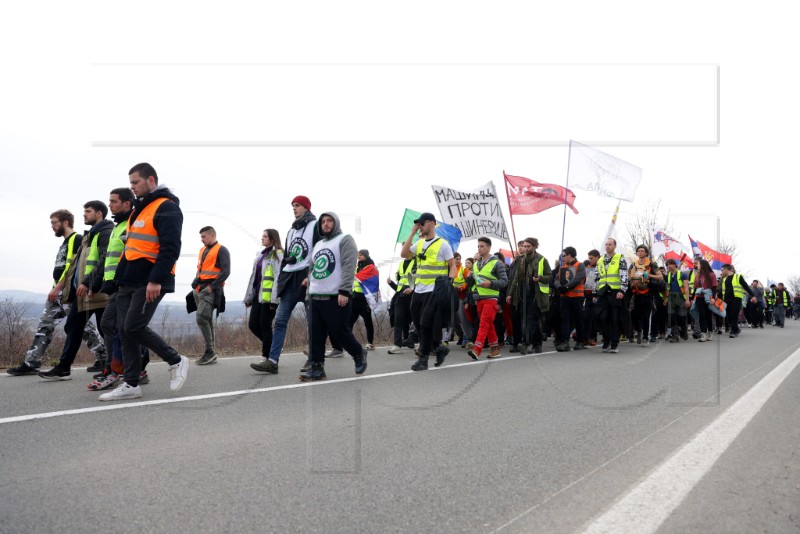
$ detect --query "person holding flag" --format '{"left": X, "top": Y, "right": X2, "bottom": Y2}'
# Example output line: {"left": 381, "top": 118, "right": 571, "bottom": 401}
{"left": 350, "top": 249, "right": 379, "bottom": 350}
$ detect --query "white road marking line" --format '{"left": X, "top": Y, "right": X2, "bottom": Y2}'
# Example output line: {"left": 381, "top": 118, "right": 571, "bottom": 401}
{"left": 0, "top": 350, "right": 554, "bottom": 425}
{"left": 580, "top": 345, "right": 800, "bottom": 534}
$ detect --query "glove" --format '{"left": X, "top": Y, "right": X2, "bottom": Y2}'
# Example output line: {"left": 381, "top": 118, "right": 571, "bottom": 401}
{"left": 284, "top": 256, "right": 298, "bottom": 265}
{"left": 558, "top": 285, "right": 568, "bottom": 294}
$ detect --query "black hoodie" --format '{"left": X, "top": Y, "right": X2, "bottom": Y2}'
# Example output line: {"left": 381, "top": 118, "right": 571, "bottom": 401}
{"left": 115, "top": 186, "right": 183, "bottom": 291}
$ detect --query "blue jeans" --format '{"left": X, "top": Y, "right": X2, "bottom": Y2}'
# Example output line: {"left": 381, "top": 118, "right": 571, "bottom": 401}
{"left": 268, "top": 282, "right": 309, "bottom": 361}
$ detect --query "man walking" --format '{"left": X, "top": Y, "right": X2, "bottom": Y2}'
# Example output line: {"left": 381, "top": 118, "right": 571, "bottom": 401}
{"left": 400, "top": 212, "right": 457, "bottom": 371}
{"left": 506, "top": 237, "right": 551, "bottom": 354}
{"left": 39, "top": 201, "right": 114, "bottom": 379}
{"left": 719, "top": 264, "right": 756, "bottom": 338}
{"left": 191, "top": 226, "right": 231, "bottom": 365}
{"left": 98, "top": 162, "right": 188, "bottom": 400}
{"left": 466, "top": 237, "right": 508, "bottom": 360}
{"left": 594, "top": 238, "right": 629, "bottom": 353}
{"left": 663, "top": 259, "right": 691, "bottom": 342}
{"left": 7, "top": 210, "right": 106, "bottom": 375}
{"left": 300, "top": 212, "right": 367, "bottom": 381}
{"left": 252, "top": 195, "right": 319, "bottom": 374}
{"left": 556, "top": 246, "right": 586, "bottom": 352}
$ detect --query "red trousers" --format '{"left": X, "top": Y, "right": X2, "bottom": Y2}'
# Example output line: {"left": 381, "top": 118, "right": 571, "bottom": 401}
{"left": 475, "top": 299, "right": 499, "bottom": 353}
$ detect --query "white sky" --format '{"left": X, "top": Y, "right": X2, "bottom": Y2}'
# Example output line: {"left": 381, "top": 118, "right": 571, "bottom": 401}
{"left": 2, "top": 1, "right": 798, "bottom": 302}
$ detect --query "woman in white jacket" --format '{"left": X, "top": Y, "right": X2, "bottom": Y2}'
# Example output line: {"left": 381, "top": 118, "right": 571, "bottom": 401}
{"left": 244, "top": 229, "right": 283, "bottom": 363}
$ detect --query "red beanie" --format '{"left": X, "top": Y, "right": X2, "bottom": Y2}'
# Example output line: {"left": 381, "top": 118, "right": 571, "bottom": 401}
{"left": 291, "top": 195, "right": 311, "bottom": 210}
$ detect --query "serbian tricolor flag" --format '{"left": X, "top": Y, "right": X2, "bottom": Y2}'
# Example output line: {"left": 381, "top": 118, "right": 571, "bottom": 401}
{"left": 356, "top": 264, "right": 382, "bottom": 310}
{"left": 504, "top": 172, "right": 579, "bottom": 215}
{"left": 688, "top": 235, "right": 732, "bottom": 273}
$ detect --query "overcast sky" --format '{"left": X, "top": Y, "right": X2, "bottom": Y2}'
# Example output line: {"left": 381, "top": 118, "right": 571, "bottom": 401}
{"left": 2, "top": 1, "right": 797, "bottom": 302}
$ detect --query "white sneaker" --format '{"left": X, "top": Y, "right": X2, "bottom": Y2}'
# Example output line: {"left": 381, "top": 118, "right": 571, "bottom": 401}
{"left": 169, "top": 355, "right": 189, "bottom": 392}
{"left": 387, "top": 345, "right": 403, "bottom": 354}
{"left": 98, "top": 382, "right": 142, "bottom": 401}
{"left": 324, "top": 349, "right": 344, "bottom": 358}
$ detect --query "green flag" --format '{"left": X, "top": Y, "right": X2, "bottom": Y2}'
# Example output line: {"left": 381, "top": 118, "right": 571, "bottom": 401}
{"left": 396, "top": 208, "right": 422, "bottom": 243}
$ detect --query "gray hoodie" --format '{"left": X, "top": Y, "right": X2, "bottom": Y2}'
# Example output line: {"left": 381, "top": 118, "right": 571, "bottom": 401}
{"left": 316, "top": 212, "right": 358, "bottom": 297}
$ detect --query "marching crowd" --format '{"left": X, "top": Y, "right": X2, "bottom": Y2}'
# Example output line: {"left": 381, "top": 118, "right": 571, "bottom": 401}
{"left": 5, "top": 163, "right": 798, "bottom": 400}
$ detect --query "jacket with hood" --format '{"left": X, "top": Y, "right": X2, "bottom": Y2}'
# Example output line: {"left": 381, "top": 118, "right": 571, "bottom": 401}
{"left": 115, "top": 185, "right": 183, "bottom": 291}
{"left": 308, "top": 212, "right": 358, "bottom": 297}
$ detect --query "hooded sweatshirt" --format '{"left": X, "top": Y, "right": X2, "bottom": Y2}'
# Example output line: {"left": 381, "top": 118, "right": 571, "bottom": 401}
{"left": 115, "top": 185, "right": 183, "bottom": 291}
{"left": 308, "top": 212, "right": 358, "bottom": 297}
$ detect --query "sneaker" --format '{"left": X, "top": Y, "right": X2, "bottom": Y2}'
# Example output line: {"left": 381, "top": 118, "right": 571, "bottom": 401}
{"left": 387, "top": 345, "right": 404, "bottom": 354}
{"left": 642, "top": 339, "right": 650, "bottom": 347}
{"left": 487, "top": 345, "right": 501, "bottom": 359}
{"left": 98, "top": 382, "right": 142, "bottom": 401}
{"left": 325, "top": 348, "right": 344, "bottom": 358}
{"left": 636, "top": 333, "right": 642, "bottom": 345}
{"left": 434, "top": 345, "right": 449, "bottom": 367}
{"left": 729, "top": 332, "right": 738, "bottom": 338}
{"left": 6, "top": 362, "right": 39, "bottom": 376}
{"left": 556, "top": 343, "right": 571, "bottom": 352}
{"left": 467, "top": 348, "right": 480, "bottom": 360}
{"left": 587, "top": 340, "right": 597, "bottom": 347}
{"left": 533, "top": 346, "right": 542, "bottom": 354}
{"left": 698, "top": 333, "right": 707, "bottom": 342}
{"left": 516, "top": 343, "right": 528, "bottom": 355}
{"left": 509, "top": 345, "right": 519, "bottom": 353}
{"left": 573, "top": 343, "right": 587, "bottom": 351}
{"left": 692, "top": 332, "right": 700, "bottom": 339}
{"left": 354, "top": 350, "right": 368, "bottom": 374}
{"left": 139, "top": 370, "right": 150, "bottom": 384}
{"left": 196, "top": 353, "right": 218, "bottom": 366}
{"left": 168, "top": 355, "right": 189, "bottom": 392}
{"left": 299, "top": 363, "right": 326, "bottom": 381}
{"left": 707, "top": 332, "right": 713, "bottom": 341}
{"left": 669, "top": 336, "right": 679, "bottom": 344}
{"left": 251, "top": 358, "right": 279, "bottom": 374}
{"left": 402, "top": 339, "right": 415, "bottom": 349}
{"left": 465, "top": 342, "right": 474, "bottom": 351}
{"left": 38, "top": 366, "right": 71, "bottom": 381}
{"left": 365, "top": 344, "right": 375, "bottom": 351}
{"left": 300, "top": 360, "right": 312, "bottom": 372}
{"left": 87, "top": 360, "right": 106, "bottom": 373}
{"left": 411, "top": 358, "right": 428, "bottom": 371}
{"left": 610, "top": 346, "right": 619, "bottom": 354}
{"left": 88, "top": 372, "right": 120, "bottom": 391}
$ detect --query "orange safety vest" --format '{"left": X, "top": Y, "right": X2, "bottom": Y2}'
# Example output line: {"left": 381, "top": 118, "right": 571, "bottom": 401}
{"left": 123, "top": 197, "right": 176, "bottom": 275}
{"left": 631, "top": 258, "right": 651, "bottom": 295}
{"left": 561, "top": 260, "right": 585, "bottom": 298}
{"left": 196, "top": 243, "right": 223, "bottom": 290}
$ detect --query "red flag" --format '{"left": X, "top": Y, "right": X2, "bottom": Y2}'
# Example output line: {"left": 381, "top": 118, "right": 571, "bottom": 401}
{"left": 665, "top": 251, "right": 694, "bottom": 270}
{"left": 504, "top": 172, "right": 579, "bottom": 215}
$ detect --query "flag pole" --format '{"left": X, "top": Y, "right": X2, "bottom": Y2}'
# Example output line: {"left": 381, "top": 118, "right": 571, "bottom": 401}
{"left": 603, "top": 200, "right": 621, "bottom": 243}
{"left": 502, "top": 171, "right": 519, "bottom": 254}
{"left": 561, "top": 141, "right": 572, "bottom": 252}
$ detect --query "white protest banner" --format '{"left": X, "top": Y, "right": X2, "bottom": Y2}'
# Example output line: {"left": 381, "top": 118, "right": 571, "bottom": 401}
{"left": 568, "top": 140, "right": 642, "bottom": 202}
{"left": 431, "top": 181, "right": 509, "bottom": 241}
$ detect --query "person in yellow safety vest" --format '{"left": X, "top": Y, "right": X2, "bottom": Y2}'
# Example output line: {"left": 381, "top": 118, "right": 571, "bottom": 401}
{"left": 400, "top": 212, "right": 457, "bottom": 371}
{"left": 663, "top": 258, "right": 692, "bottom": 343}
{"left": 445, "top": 252, "right": 473, "bottom": 348}
{"left": 88, "top": 188, "right": 135, "bottom": 391}
{"left": 6, "top": 210, "right": 105, "bottom": 376}
{"left": 98, "top": 162, "right": 189, "bottom": 401}
{"left": 387, "top": 257, "right": 417, "bottom": 353}
{"left": 719, "top": 264, "right": 757, "bottom": 338}
{"left": 593, "top": 238, "right": 629, "bottom": 353}
{"left": 773, "top": 282, "right": 790, "bottom": 328}
{"left": 191, "top": 226, "right": 231, "bottom": 365}
{"left": 244, "top": 229, "right": 284, "bottom": 366}
{"left": 39, "top": 200, "right": 114, "bottom": 380}
{"left": 467, "top": 236, "right": 509, "bottom": 360}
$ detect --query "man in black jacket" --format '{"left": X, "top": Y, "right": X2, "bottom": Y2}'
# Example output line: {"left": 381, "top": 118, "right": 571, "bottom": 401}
{"left": 98, "top": 163, "right": 189, "bottom": 401}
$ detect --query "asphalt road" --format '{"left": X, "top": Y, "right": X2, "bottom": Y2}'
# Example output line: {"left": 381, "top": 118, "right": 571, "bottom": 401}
{"left": 1, "top": 322, "right": 799, "bottom": 533}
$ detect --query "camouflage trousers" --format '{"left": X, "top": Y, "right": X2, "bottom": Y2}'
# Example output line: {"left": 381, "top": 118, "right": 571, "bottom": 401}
{"left": 24, "top": 299, "right": 105, "bottom": 367}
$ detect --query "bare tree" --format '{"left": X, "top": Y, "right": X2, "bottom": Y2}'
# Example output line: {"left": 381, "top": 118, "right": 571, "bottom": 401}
{"left": 0, "top": 298, "right": 33, "bottom": 367}
{"left": 624, "top": 199, "right": 677, "bottom": 262}
{"left": 787, "top": 275, "right": 800, "bottom": 295}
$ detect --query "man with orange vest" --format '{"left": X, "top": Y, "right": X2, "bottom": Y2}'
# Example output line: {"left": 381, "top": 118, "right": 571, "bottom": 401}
{"left": 556, "top": 246, "right": 587, "bottom": 352}
{"left": 98, "top": 162, "right": 189, "bottom": 401}
{"left": 191, "top": 226, "right": 231, "bottom": 365}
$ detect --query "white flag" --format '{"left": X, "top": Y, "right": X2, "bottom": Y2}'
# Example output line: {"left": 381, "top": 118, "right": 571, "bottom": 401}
{"left": 431, "top": 181, "right": 509, "bottom": 242}
{"left": 568, "top": 140, "right": 642, "bottom": 202}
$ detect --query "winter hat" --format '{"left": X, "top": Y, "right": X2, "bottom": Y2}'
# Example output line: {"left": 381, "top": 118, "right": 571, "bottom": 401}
{"left": 359, "top": 249, "right": 370, "bottom": 258}
{"left": 291, "top": 195, "right": 311, "bottom": 210}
